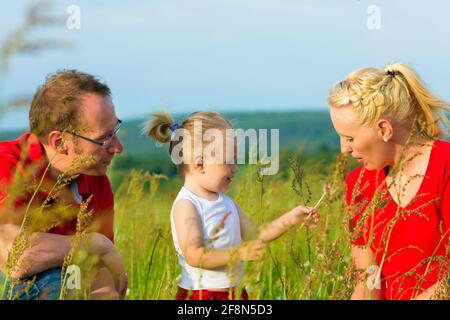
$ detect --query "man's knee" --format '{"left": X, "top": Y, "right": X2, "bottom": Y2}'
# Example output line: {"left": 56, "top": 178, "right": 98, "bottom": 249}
{"left": 90, "top": 267, "right": 119, "bottom": 300}
{"left": 90, "top": 286, "right": 120, "bottom": 300}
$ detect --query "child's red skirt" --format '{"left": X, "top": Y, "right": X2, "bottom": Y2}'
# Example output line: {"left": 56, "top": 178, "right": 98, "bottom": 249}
{"left": 176, "top": 287, "right": 249, "bottom": 300}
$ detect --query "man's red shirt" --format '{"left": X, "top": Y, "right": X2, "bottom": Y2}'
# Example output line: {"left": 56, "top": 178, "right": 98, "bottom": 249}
{"left": 0, "top": 133, "right": 114, "bottom": 242}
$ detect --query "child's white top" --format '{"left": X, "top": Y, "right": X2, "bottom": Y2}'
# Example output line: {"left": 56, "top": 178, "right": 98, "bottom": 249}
{"left": 170, "top": 186, "right": 243, "bottom": 290}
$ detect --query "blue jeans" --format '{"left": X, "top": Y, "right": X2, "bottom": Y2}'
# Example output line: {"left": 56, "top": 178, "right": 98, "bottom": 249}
{"left": 0, "top": 268, "right": 62, "bottom": 300}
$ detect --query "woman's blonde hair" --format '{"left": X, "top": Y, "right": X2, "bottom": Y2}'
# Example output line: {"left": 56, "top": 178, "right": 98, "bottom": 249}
{"left": 328, "top": 62, "right": 449, "bottom": 138}
{"left": 145, "top": 111, "right": 233, "bottom": 174}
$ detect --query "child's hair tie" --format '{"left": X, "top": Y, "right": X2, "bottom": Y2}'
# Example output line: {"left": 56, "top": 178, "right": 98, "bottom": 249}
{"left": 169, "top": 123, "right": 180, "bottom": 132}
{"left": 386, "top": 69, "right": 396, "bottom": 77}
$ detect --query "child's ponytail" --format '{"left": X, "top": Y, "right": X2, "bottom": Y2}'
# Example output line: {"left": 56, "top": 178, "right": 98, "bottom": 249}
{"left": 145, "top": 110, "right": 233, "bottom": 176}
{"left": 145, "top": 111, "right": 175, "bottom": 144}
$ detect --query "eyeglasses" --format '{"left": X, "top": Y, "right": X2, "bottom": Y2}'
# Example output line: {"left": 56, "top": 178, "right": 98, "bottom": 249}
{"left": 68, "top": 119, "right": 122, "bottom": 149}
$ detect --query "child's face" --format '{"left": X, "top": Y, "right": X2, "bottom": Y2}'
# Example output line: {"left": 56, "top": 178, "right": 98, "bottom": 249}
{"left": 202, "top": 162, "right": 239, "bottom": 193}
{"left": 191, "top": 134, "right": 239, "bottom": 193}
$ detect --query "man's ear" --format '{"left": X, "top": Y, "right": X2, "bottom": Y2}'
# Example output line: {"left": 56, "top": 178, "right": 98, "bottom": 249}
{"left": 47, "top": 131, "right": 68, "bottom": 154}
{"left": 193, "top": 155, "right": 204, "bottom": 173}
{"left": 376, "top": 118, "right": 394, "bottom": 142}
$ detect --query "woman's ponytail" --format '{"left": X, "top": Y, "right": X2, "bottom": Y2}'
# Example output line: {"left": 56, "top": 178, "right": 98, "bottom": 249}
{"left": 384, "top": 63, "right": 449, "bottom": 138}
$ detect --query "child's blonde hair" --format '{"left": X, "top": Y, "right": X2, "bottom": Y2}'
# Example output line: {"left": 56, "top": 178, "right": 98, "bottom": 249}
{"left": 145, "top": 111, "right": 233, "bottom": 175}
{"left": 328, "top": 62, "right": 449, "bottom": 138}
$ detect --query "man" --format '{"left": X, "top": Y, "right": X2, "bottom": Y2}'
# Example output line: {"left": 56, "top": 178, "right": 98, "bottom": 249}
{"left": 0, "top": 70, "right": 127, "bottom": 300}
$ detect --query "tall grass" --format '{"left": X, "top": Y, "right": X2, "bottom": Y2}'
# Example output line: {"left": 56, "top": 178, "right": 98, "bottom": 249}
{"left": 2, "top": 132, "right": 448, "bottom": 299}
{"left": 113, "top": 153, "right": 355, "bottom": 300}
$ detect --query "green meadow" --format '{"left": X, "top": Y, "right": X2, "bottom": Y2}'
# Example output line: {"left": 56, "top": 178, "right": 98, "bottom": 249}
{"left": 105, "top": 111, "right": 356, "bottom": 299}
{"left": 1, "top": 111, "right": 358, "bottom": 299}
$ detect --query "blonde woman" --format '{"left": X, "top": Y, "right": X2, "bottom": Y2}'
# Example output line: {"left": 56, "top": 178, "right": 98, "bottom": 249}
{"left": 328, "top": 63, "right": 449, "bottom": 300}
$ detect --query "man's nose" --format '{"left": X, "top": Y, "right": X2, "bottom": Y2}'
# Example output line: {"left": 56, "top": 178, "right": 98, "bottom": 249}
{"left": 108, "top": 135, "right": 124, "bottom": 154}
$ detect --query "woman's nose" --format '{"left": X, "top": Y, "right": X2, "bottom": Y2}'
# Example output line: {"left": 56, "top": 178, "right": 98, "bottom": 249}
{"left": 340, "top": 139, "right": 352, "bottom": 154}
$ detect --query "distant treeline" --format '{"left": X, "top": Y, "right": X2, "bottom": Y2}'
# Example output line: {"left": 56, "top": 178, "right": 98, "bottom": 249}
{"left": 1, "top": 111, "right": 342, "bottom": 180}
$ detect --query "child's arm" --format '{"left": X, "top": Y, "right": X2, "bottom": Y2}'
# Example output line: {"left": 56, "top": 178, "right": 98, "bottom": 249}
{"left": 232, "top": 202, "right": 258, "bottom": 242}
{"left": 234, "top": 201, "right": 319, "bottom": 243}
{"left": 172, "top": 199, "right": 265, "bottom": 269}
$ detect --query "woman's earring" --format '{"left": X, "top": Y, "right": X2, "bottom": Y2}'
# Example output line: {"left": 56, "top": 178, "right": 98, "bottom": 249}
{"left": 384, "top": 138, "right": 388, "bottom": 143}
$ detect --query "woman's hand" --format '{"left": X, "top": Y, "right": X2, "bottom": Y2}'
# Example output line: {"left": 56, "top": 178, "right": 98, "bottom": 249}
{"left": 413, "top": 282, "right": 439, "bottom": 300}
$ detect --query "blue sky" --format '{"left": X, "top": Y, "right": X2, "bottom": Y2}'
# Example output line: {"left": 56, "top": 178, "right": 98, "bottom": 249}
{"left": 1, "top": 0, "right": 449, "bottom": 130}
